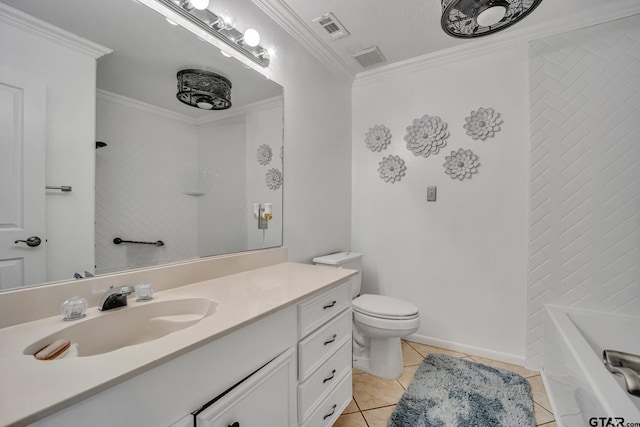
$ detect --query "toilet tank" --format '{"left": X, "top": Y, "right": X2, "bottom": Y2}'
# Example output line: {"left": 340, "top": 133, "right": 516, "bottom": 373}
{"left": 312, "top": 252, "right": 363, "bottom": 298}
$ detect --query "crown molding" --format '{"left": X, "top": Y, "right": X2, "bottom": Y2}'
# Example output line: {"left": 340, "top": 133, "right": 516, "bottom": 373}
{"left": 195, "top": 95, "right": 284, "bottom": 125}
{"left": 98, "top": 89, "right": 284, "bottom": 126}
{"left": 252, "top": 0, "right": 354, "bottom": 82}
{"left": 354, "top": 0, "right": 640, "bottom": 87}
{"left": 0, "top": 3, "right": 112, "bottom": 59}
{"left": 97, "top": 90, "right": 197, "bottom": 125}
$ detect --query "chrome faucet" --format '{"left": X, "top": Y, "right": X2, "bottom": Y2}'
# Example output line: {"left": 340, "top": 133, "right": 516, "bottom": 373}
{"left": 98, "top": 285, "right": 135, "bottom": 311}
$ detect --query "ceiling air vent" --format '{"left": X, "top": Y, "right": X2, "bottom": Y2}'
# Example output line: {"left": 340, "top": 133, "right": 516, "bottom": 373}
{"left": 351, "top": 46, "right": 387, "bottom": 68}
{"left": 312, "top": 12, "right": 350, "bottom": 40}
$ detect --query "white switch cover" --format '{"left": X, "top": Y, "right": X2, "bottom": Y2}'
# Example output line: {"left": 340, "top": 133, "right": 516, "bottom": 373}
{"left": 427, "top": 186, "right": 437, "bottom": 202}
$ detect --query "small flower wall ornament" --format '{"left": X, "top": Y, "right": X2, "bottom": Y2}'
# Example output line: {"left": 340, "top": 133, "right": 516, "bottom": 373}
{"left": 365, "top": 124, "right": 392, "bottom": 152}
{"left": 404, "top": 115, "right": 449, "bottom": 157}
{"left": 443, "top": 148, "right": 480, "bottom": 181}
{"left": 377, "top": 155, "right": 406, "bottom": 183}
{"left": 257, "top": 144, "right": 273, "bottom": 165}
{"left": 265, "top": 168, "right": 283, "bottom": 190}
{"left": 463, "top": 107, "right": 502, "bottom": 140}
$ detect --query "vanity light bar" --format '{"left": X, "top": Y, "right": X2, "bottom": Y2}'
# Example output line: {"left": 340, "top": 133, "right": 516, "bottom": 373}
{"left": 154, "top": 0, "right": 270, "bottom": 67}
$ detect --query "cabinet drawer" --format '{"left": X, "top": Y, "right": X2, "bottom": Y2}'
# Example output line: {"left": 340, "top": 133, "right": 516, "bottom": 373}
{"left": 195, "top": 348, "right": 295, "bottom": 427}
{"left": 298, "top": 281, "right": 351, "bottom": 338}
{"left": 301, "top": 370, "right": 352, "bottom": 427}
{"left": 298, "top": 339, "right": 352, "bottom": 424}
{"left": 298, "top": 308, "right": 351, "bottom": 381}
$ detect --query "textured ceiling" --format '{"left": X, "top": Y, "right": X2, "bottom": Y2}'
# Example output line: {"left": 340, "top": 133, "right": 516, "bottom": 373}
{"left": 280, "top": 0, "right": 630, "bottom": 74}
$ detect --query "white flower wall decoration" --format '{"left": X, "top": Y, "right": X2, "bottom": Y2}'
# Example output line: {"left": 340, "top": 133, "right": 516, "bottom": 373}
{"left": 443, "top": 148, "right": 480, "bottom": 181}
{"left": 365, "top": 124, "right": 392, "bottom": 152}
{"left": 377, "top": 155, "right": 407, "bottom": 183}
{"left": 265, "top": 168, "right": 283, "bottom": 190}
{"left": 463, "top": 107, "right": 502, "bottom": 140}
{"left": 257, "top": 144, "right": 273, "bottom": 165}
{"left": 404, "top": 115, "right": 449, "bottom": 157}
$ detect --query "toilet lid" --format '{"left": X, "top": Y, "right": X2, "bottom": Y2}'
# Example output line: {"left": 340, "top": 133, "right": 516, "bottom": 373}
{"left": 352, "top": 294, "right": 418, "bottom": 318}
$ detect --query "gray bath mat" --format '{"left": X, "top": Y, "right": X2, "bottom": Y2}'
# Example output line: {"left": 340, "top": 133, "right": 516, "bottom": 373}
{"left": 388, "top": 353, "right": 535, "bottom": 427}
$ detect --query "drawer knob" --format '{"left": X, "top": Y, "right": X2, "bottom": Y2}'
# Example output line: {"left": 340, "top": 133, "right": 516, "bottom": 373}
{"left": 324, "top": 334, "right": 337, "bottom": 346}
{"left": 323, "top": 404, "right": 337, "bottom": 420}
{"left": 323, "top": 300, "right": 337, "bottom": 309}
{"left": 228, "top": 423, "right": 240, "bottom": 427}
{"left": 323, "top": 369, "right": 336, "bottom": 383}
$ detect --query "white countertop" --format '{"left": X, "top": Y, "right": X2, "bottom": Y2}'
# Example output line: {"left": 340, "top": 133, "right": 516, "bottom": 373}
{"left": 0, "top": 262, "right": 356, "bottom": 427}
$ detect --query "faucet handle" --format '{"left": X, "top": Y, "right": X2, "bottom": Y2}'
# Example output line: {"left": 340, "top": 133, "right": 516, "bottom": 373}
{"left": 61, "top": 296, "right": 88, "bottom": 321}
{"left": 135, "top": 283, "right": 154, "bottom": 301}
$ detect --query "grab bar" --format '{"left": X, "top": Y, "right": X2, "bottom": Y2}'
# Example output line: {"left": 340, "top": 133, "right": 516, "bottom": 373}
{"left": 46, "top": 185, "right": 72, "bottom": 192}
{"left": 113, "top": 237, "right": 164, "bottom": 247}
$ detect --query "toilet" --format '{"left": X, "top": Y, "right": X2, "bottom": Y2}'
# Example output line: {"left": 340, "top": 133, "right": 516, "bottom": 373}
{"left": 313, "top": 252, "right": 420, "bottom": 379}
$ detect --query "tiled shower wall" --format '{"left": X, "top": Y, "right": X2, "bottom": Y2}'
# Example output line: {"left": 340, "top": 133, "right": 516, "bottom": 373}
{"left": 96, "top": 98, "right": 199, "bottom": 274}
{"left": 527, "top": 15, "right": 640, "bottom": 368}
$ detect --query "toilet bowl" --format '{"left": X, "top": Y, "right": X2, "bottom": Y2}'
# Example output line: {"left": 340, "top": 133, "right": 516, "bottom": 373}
{"left": 313, "top": 252, "right": 421, "bottom": 380}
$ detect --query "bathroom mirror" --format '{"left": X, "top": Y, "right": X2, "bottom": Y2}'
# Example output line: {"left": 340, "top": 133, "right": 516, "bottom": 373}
{"left": 0, "top": 0, "right": 283, "bottom": 290}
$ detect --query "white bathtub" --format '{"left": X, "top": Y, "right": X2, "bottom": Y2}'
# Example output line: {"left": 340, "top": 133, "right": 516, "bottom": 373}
{"left": 543, "top": 305, "right": 640, "bottom": 426}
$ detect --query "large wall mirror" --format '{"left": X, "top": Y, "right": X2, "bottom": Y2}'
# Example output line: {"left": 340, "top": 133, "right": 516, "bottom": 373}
{"left": 0, "top": 0, "right": 283, "bottom": 290}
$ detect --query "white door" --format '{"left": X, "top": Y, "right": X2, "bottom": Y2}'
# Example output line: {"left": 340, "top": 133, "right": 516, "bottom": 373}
{"left": 0, "top": 70, "right": 46, "bottom": 289}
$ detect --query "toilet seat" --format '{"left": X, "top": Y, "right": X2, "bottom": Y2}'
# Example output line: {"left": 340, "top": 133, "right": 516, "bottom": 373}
{"left": 353, "top": 310, "right": 421, "bottom": 332}
{"left": 352, "top": 294, "right": 418, "bottom": 320}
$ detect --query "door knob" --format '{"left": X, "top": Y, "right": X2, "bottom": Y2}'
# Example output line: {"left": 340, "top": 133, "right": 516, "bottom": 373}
{"left": 14, "top": 236, "right": 42, "bottom": 247}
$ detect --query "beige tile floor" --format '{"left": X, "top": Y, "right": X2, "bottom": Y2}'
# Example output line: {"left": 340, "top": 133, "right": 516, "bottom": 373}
{"left": 335, "top": 340, "right": 556, "bottom": 427}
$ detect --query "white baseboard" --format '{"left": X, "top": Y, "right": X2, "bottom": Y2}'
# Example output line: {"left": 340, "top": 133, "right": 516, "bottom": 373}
{"left": 406, "top": 333, "right": 527, "bottom": 367}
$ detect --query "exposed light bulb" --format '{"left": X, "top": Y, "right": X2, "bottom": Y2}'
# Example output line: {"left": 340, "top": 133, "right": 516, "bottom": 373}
{"left": 217, "top": 12, "right": 236, "bottom": 30}
{"left": 220, "top": 49, "right": 232, "bottom": 58}
{"left": 243, "top": 28, "right": 260, "bottom": 47}
{"left": 196, "top": 100, "right": 214, "bottom": 109}
{"left": 189, "top": 0, "right": 209, "bottom": 10}
{"left": 476, "top": 5, "right": 507, "bottom": 27}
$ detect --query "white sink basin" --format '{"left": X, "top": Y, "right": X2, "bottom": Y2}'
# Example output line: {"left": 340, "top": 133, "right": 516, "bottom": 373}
{"left": 25, "top": 298, "right": 217, "bottom": 358}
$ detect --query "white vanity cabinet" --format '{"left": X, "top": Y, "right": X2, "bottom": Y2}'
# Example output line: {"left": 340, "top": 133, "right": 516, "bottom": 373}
{"left": 29, "top": 306, "right": 298, "bottom": 427}
{"left": 22, "top": 277, "right": 355, "bottom": 427}
{"left": 194, "top": 348, "right": 296, "bottom": 427}
{"left": 296, "top": 280, "right": 352, "bottom": 426}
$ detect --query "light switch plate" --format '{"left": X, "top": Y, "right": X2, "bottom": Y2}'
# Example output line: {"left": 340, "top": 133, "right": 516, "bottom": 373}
{"left": 427, "top": 186, "right": 437, "bottom": 202}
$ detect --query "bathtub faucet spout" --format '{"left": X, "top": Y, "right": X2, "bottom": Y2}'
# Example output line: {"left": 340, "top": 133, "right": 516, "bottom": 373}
{"left": 603, "top": 349, "right": 640, "bottom": 397}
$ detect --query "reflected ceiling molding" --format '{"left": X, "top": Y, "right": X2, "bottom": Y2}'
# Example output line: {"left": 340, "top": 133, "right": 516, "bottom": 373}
{"left": 0, "top": 2, "right": 112, "bottom": 59}
{"left": 97, "top": 90, "right": 283, "bottom": 126}
{"left": 154, "top": 0, "right": 270, "bottom": 67}
{"left": 97, "top": 90, "right": 198, "bottom": 125}
{"left": 252, "top": 0, "right": 355, "bottom": 82}
{"left": 195, "top": 94, "right": 284, "bottom": 125}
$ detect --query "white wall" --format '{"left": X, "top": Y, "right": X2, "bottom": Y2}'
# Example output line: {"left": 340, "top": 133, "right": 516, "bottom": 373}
{"left": 246, "top": 103, "right": 284, "bottom": 249}
{"left": 183, "top": 0, "right": 354, "bottom": 263}
{"left": 197, "top": 116, "right": 248, "bottom": 256}
{"left": 352, "top": 47, "right": 530, "bottom": 363}
{"left": 0, "top": 18, "right": 96, "bottom": 282}
{"left": 95, "top": 96, "right": 199, "bottom": 274}
{"left": 527, "top": 15, "right": 640, "bottom": 368}
{"left": 197, "top": 101, "right": 283, "bottom": 255}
